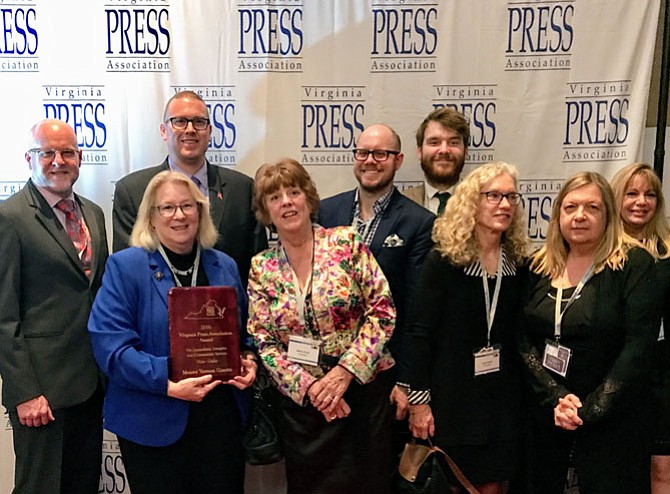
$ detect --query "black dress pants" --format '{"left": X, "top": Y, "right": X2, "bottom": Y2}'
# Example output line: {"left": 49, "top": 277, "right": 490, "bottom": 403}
{"left": 10, "top": 385, "right": 103, "bottom": 494}
{"left": 118, "top": 385, "right": 244, "bottom": 494}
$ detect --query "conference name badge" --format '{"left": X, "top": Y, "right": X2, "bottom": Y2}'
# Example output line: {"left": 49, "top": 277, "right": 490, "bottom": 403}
{"left": 542, "top": 339, "right": 572, "bottom": 377}
{"left": 287, "top": 335, "right": 321, "bottom": 366}
{"left": 473, "top": 345, "right": 501, "bottom": 376}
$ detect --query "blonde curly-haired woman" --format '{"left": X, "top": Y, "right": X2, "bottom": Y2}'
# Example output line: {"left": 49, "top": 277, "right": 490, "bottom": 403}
{"left": 406, "top": 161, "right": 530, "bottom": 494}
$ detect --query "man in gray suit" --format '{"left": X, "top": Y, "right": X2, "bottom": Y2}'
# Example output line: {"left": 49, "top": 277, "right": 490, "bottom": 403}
{"left": 403, "top": 107, "right": 470, "bottom": 215}
{"left": 0, "top": 119, "right": 108, "bottom": 493}
{"left": 112, "top": 90, "right": 266, "bottom": 283}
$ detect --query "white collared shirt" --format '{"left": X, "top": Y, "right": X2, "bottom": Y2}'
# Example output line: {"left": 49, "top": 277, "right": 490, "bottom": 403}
{"left": 424, "top": 181, "right": 458, "bottom": 215}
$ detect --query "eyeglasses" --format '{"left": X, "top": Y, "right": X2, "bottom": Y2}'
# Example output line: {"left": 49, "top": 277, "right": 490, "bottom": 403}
{"left": 28, "top": 148, "right": 78, "bottom": 162}
{"left": 352, "top": 148, "right": 400, "bottom": 162}
{"left": 480, "top": 191, "right": 523, "bottom": 205}
{"left": 166, "top": 117, "right": 210, "bottom": 130}
{"left": 154, "top": 202, "right": 198, "bottom": 217}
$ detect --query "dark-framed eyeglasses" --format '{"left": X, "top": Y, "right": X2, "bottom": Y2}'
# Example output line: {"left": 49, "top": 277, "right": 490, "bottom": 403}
{"left": 166, "top": 117, "right": 210, "bottom": 131}
{"left": 352, "top": 148, "right": 400, "bottom": 162}
{"left": 28, "top": 148, "right": 78, "bottom": 162}
{"left": 480, "top": 191, "right": 523, "bottom": 205}
{"left": 154, "top": 202, "right": 199, "bottom": 217}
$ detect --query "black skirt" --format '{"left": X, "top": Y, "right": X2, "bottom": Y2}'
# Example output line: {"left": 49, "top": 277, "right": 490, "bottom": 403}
{"left": 273, "top": 370, "right": 395, "bottom": 494}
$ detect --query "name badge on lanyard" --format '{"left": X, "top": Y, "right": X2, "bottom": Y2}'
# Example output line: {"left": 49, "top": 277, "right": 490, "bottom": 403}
{"left": 542, "top": 339, "right": 572, "bottom": 377}
{"left": 285, "top": 248, "right": 321, "bottom": 367}
{"left": 473, "top": 248, "right": 503, "bottom": 377}
{"left": 287, "top": 335, "right": 321, "bottom": 366}
{"left": 474, "top": 345, "right": 501, "bottom": 376}
{"left": 542, "top": 265, "right": 593, "bottom": 377}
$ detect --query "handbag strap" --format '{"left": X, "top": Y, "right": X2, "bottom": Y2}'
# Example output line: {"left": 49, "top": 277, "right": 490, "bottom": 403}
{"left": 399, "top": 440, "right": 481, "bottom": 494}
{"left": 432, "top": 445, "right": 480, "bottom": 494}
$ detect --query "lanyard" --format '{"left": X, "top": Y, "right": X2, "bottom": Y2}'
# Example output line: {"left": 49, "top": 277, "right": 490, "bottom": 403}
{"left": 157, "top": 243, "right": 200, "bottom": 287}
{"left": 291, "top": 269, "right": 314, "bottom": 326}
{"left": 554, "top": 264, "right": 594, "bottom": 341}
{"left": 482, "top": 247, "right": 504, "bottom": 348}
{"left": 283, "top": 234, "right": 315, "bottom": 329}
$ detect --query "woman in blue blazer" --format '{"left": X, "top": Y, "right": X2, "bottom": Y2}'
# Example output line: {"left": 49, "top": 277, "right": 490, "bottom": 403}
{"left": 88, "top": 171, "right": 257, "bottom": 494}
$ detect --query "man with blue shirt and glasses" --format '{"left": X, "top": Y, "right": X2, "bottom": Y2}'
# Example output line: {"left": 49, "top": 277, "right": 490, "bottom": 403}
{"left": 112, "top": 90, "right": 267, "bottom": 283}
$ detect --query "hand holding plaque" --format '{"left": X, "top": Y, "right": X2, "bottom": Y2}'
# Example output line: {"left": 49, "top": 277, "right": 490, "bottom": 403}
{"left": 168, "top": 286, "right": 241, "bottom": 381}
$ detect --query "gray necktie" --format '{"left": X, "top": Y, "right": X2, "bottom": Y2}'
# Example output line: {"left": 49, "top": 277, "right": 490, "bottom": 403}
{"left": 190, "top": 176, "right": 205, "bottom": 196}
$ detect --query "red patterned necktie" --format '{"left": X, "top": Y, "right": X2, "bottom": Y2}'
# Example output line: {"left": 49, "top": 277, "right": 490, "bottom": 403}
{"left": 55, "top": 199, "right": 92, "bottom": 276}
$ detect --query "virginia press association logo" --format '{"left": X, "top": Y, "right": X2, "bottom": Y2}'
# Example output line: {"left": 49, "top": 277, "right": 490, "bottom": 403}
{"left": 170, "top": 85, "right": 238, "bottom": 166}
{"left": 370, "top": 0, "right": 438, "bottom": 73}
{"left": 0, "top": 0, "right": 38, "bottom": 73}
{"left": 301, "top": 85, "right": 366, "bottom": 165}
{"left": 99, "top": 438, "right": 128, "bottom": 493}
{"left": 505, "top": 1, "right": 574, "bottom": 72}
{"left": 105, "top": 0, "right": 170, "bottom": 73}
{"left": 42, "top": 85, "right": 109, "bottom": 166}
{"left": 237, "top": 0, "right": 303, "bottom": 73}
{"left": 563, "top": 80, "right": 630, "bottom": 164}
{"left": 518, "top": 179, "right": 563, "bottom": 244}
{"left": 432, "top": 84, "right": 497, "bottom": 164}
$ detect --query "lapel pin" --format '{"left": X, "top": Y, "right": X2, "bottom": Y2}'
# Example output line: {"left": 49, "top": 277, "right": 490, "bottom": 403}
{"left": 154, "top": 272, "right": 164, "bottom": 281}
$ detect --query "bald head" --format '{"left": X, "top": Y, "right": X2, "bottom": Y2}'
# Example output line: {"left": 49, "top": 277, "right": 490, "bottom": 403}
{"left": 28, "top": 119, "right": 78, "bottom": 150}
{"left": 353, "top": 123, "right": 404, "bottom": 197}
{"left": 357, "top": 123, "right": 401, "bottom": 151}
{"left": 26, "top": 119, "right": 81, "bottom": 198}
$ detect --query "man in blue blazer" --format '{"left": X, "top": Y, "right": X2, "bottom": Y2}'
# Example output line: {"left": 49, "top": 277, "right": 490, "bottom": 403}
{"left": 112, "top": 90, "right": 267, "bottom": 284}
{"left": 0, "top": 119, "right": 108, "bottom": 494}
{"left": 318, "top": 124, "right": 435, "bottom": 418}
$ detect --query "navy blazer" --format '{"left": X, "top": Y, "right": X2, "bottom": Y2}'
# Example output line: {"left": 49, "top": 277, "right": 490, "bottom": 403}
{"left": 88, "top": 247, "right": 250, "bottom": 447}
{"left": 318, "top": 187, "right": 435, "bottom": 378}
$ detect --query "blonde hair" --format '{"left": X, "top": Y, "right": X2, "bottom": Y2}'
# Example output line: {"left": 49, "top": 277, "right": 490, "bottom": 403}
{"left": 610, "top": 162, "right": 670, "bottom": 259}
{"left": 130, "top": 171, "right": 218, "bottom": 250}
{"left": 253, "top": 158, "right": 320, "bottom": 227}
{"left": 531, "top": 171, "right": 632, "bottom": 278}
{"left": 433, "top": 161, "right": 530, "bottom": 266}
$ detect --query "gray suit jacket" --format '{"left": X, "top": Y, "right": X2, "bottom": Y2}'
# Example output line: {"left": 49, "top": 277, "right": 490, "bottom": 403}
{"left": 0, "top": 180, "right": 108, "bottom": 410}
{"left": 112, "top": 159, "right": 267, "bottom": 284}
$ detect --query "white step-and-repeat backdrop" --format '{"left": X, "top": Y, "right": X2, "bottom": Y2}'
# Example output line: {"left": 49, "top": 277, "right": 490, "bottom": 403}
{"left": 0, "top": 1, "right": 661, "bottom": 492}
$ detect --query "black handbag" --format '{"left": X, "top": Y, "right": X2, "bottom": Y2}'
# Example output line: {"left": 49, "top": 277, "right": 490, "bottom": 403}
{"left": 396, "top": 440, "right": 480, "bottom": 494}
{"left": 242, "top": 365, "right": 283, "bottom": 465}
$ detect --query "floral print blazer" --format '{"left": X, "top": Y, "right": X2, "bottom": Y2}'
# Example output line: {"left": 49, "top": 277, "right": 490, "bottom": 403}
{"left": 247, "top": 225, "right": 396, "bottom": 405}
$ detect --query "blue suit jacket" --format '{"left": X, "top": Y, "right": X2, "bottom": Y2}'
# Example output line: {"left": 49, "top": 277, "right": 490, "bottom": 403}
{"left": 88, "top": 247, "right": 250, "bottom": 447}
{"left": 318, "top": 187, "right": 435, "bottom": 379}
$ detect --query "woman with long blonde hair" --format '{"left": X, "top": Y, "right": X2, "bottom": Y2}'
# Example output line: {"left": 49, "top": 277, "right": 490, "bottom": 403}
{"left": 520, "top": 171, "right": 660, "bottom": 493}
{"left": 406, "top": 162, "right": 530, "bottom": 494}
{"left": 611, "top": 163, "right": 670, "bottom": 494}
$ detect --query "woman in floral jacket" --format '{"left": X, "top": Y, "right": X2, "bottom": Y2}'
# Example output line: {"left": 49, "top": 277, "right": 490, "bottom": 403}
{"left": 247, "top": 158, "right": 396, "bottom": 494}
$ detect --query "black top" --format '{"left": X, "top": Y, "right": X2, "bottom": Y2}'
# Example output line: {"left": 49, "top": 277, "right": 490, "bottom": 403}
{"left": 162, "top": 244, "right": 209, "bottom": 287}
{"left": 656, "top": 256, "right": 670, "bottom": 372}
{"left": 519, "top": 246, "right": 660, "bottom": 425}
{"left": 406, "top": 249, "right": 526, "bottom": 446}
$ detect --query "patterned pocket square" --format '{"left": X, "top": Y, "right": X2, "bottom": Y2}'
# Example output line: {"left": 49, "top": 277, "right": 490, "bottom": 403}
{"left": 383, "top": 234, "right": 404, "bottom": 247}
